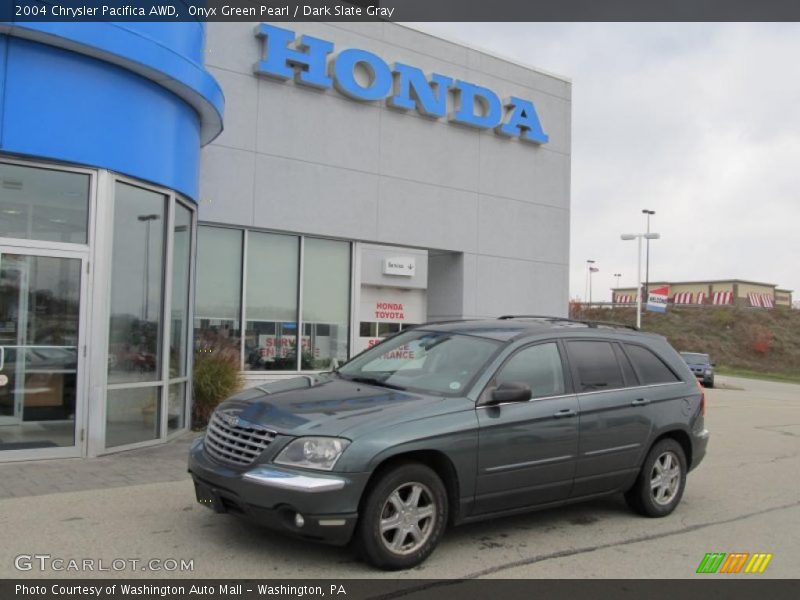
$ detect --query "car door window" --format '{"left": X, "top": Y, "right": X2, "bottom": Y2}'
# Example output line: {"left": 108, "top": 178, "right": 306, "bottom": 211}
{"left": 566, "top": 340, "right": 625, "bottom": 392}
{"left": 624, "top": 344, "right": 680, "bottom": 384}
{"left": 494, "top": 342, "right": 566, "bottom": 399}
{"left": 613, "top": 343, "right": 639, "bottom": 386}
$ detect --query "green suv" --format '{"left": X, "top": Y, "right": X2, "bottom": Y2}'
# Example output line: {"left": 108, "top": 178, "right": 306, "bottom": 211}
{"left": 189, "top": 316, "right": 709, "bottom": 570}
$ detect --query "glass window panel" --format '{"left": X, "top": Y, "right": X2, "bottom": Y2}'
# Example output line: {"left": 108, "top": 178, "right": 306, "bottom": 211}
{"left": 167, "top": 382, "right": 186, "bottom": 434}
{"left": 244, "top": 232, "right": 299, "bottom": 371}
{"left": 169, "top": 203, "right": 192, "bottom": 378}
{"left": 105, "top": 387, "right": 161, "bottom": 448}
{"left": 107, "top": 183, "right": 166, "bottom": 383}
{"left": 194, "top": 226, "right": 242, "bottom": 358}
{"left": 567, "top": 341, "right": 625, "bottom": 392}
{"left": 0, "top": 254, "right": 81, "bottom": 450}
{"left": 302, "top": 238, "right": 350, "bottom": 370}
{"left": 495, "top": 343, "right": 566, "bottom": 399}
{"left": 624, "top": 344, "right": 680, "bottom": 385}
{"left": 0, "top": 162, "right": 89, "bottom": 244}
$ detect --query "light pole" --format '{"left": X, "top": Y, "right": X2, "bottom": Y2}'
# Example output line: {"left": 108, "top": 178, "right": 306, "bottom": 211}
{"left": 621, "top": 233, "right": 660, "bottom": 328}
{"left": 586, "top": 260, "right": 596, "bottom": 305}
{"left": 642, "top": 209, "right": 655, "bottom": 303}
{"left": 613, "top": 273, "right": 622, "bottom": 301}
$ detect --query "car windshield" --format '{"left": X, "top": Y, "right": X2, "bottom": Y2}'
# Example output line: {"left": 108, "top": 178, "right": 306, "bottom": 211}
{"left": 338, "top": 329, "right": 501, "bottom": 395}
{"left": 681, "top": 353, "right": 709, "bottom": 364}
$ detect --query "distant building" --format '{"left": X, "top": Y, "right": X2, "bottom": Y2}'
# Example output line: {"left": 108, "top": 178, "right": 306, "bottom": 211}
{"left": 612, "top": 280, "right": 793, "bottom": 308}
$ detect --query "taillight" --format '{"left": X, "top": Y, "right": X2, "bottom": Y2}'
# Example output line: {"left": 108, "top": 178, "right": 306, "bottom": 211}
{"left": 697, "top": 378, "right": 706, "bottom": 416}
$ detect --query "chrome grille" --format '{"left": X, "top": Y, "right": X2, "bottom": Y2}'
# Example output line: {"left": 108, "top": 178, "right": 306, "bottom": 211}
{"left": 204, "top": 410, "right": 277, "bottom": 466}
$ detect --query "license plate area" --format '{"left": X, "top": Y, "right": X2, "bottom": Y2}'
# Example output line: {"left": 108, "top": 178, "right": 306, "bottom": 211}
{"left": 194, "top": 481, "right": 226, "bottom": 513}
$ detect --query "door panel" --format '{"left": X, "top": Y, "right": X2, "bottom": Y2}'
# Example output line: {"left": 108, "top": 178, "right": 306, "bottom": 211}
{"left": 566, "top": 339, "right": 653, "bottom": 497}
{"left": 474, "top": 341, "right": 578, "bottom": 514}
{"left": 475, "top": 396, "right": 579, "bottom": 513}
{"left": 0, "top": 251, "right": 83, "bottom": 454}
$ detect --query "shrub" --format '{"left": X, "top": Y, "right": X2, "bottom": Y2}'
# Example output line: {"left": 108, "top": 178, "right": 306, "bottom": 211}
{"left": 746, "top": 324, "right": 774, "bottom": 356}
{"left": 192, "top": 347, "right": 242, "bottom": 429}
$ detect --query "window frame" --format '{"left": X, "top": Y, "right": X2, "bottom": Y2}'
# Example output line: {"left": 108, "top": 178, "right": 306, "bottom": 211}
{"left": 479, "top": 339, "right": 573, "bottom": 405}
{"left": 620, "top": 342, "right": 681, "bottom": 386}
{"left": 196, "top": 223, "right": 353, "bottom": 374}
{"left": 564, "top": 338, "right": 630, "bottom": 394}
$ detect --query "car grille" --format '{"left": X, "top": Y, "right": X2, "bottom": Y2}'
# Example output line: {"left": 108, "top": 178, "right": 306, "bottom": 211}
{"left": 204, "top": 410, "right": 277, "bottom": 466}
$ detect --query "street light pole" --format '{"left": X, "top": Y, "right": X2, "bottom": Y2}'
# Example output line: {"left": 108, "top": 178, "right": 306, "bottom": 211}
{"left": 614, "top": 273, "right": 622, "bottom": 288}
{"left": 642, "top": 209, "right": 655, "bottom": 304}
{"left": 586, "top": 259, "right": 595, "bottom": 305}
{"left": 621, "top": 232, "right": 660, "bottom": 329}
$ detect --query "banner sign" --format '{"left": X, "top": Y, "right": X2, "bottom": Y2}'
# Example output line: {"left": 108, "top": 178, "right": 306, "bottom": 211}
{"left": 646, "top": 286, "right": 670, "bottom": 313}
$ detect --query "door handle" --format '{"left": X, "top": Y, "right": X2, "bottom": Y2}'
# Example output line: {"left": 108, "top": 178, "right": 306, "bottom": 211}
{"left": 631, "top": 398, "right": 650, "bottom": 406}
{"left": 553, "top": 408, "right": 577, "bottom": 418}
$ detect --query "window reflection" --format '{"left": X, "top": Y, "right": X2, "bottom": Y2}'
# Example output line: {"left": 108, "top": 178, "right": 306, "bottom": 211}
{"left": 170, "top": 205, "right": 192, "bottom": 378}
{"left": 194, "top": 227, "right": 242, "bottom": 357}
{"left": 107, "top": 184, "right": 166, "bottom": 383}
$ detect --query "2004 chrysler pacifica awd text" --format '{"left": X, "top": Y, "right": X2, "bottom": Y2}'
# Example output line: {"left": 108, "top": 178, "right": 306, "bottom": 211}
{"left": 189, "top": 316, "right": 709, "bottom": 570}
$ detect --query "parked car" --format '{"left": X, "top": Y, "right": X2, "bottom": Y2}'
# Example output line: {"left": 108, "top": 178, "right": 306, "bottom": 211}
{"left": 679, "top": 352, "right": 715, "bottom": 387}
{"left": 189, "top": 316, "right": 709, "bottom": 570}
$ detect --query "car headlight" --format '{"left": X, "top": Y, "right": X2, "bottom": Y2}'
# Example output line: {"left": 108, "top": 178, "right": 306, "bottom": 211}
{"left": 274, "top": 437, "right": 350, "bottom": 471}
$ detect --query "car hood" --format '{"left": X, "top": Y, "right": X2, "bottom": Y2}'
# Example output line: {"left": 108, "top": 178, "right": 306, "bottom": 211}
{"left": 215, "top": 374, "right": 447, "bottom": 438}
{"left": 685, "top": 362, "right": 711, "bottom": 369}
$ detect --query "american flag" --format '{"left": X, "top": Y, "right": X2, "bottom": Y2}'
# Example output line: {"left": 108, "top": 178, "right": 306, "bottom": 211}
{"left": 589, "top": 266, "right": 599, "bottom": 272}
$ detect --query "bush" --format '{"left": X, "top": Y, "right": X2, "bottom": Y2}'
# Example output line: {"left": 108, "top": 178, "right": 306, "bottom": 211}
{"left": 192, "top": 348, "right": 242, "bottom": 429}
{"left": 747, "top": 325, "right": 774, "bottom": 356}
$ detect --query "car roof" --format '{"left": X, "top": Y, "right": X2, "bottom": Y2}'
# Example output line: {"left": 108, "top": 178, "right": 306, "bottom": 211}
{"left": 415, "top": 316, "right": 650, "bottom": 343}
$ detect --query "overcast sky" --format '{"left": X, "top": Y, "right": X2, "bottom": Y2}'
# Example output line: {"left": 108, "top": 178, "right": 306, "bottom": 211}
{"left": 411, "top": 23, "right": 800, "bottom": 302}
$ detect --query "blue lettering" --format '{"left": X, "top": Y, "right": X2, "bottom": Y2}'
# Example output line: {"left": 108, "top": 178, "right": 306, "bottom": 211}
{"left": 254, "top": 23, "right": 333, "bottom": 90}
{"left": 450, "top": 81, "right": 502, "bottom": 129}
{"left": 388, "top": 63, "right": 453, "bottom": 118}
{"left": 333, "top": 49, "right": 393, "bottom": 101}
{"left": 497, "top": 97, "right": 549, "bottom": 144}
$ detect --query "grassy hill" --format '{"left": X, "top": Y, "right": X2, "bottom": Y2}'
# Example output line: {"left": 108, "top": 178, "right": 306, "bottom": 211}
{"left": 570, "top": 305, "right": 800, "bottom": 382}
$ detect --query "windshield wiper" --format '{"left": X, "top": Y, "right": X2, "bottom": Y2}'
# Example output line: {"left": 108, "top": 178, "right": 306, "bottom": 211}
{"left": 341, "top": 375, "right": 407, "bottom": 391}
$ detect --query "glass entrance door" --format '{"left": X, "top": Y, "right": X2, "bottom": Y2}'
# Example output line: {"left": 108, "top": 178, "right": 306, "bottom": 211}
{"left": 0, "top": 248, "right": 85, "bottom": 457}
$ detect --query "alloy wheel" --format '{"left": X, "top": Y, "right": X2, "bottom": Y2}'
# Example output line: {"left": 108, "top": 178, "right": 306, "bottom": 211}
{"left": 650, "top": 450, "right": 681, "bottom": 505}
{"left": 378, "top": 481, "right": 437, "bottom": 555}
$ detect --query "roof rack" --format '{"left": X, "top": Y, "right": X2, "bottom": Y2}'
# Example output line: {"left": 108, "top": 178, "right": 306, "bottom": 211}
{"left": 497, "top": 315, "right": 638, "bottom": 331}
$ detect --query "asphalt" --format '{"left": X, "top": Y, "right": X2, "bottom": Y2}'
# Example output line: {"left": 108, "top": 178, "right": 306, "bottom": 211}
{"left": 1, "top": 375, "right": 798, "bottom": 579}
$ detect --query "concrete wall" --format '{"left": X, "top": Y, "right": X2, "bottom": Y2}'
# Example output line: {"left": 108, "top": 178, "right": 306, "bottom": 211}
{"left": 199, "top": 22, "right": 572, "bottom": 319}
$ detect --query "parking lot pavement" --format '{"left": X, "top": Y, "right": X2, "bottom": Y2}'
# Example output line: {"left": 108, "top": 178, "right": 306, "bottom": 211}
{"left": 1, "top": 375, "right": 798, "bottom": 579}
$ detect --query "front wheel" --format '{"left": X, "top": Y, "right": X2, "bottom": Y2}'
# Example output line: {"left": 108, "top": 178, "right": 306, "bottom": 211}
{"left": 625, "top": 438, "right": 687, "bottom": 517}
{"left": 354, "top": 463, "right": 448, "bottom": 570}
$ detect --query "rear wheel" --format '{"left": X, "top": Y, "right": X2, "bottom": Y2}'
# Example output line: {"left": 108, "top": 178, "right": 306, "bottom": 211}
{"left": 355, "top": 463, "right": 448, "bottom": 570}
{"left": 625, "top": 438, "right": 687, "bottom": 517}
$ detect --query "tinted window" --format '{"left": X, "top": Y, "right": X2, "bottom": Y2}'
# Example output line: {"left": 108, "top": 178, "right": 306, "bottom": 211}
{"left": 567, "top": 341, "right": 625, "bottom": 392}
{"left": 625, "top": 344, "right": 680, "bottom": 384}
{"left": 495, "top": 343, "right": 566, "bottom": 399}
{"left": 613, "top": 343, "right": 639, "bottom": 386}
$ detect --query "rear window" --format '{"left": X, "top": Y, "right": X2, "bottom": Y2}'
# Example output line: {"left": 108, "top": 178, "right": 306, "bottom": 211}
{"left": 625, "top": 344, "right": 680, "bottom": 385}
{"left": 566, "top": 341, "right": 625, "bottom": 392}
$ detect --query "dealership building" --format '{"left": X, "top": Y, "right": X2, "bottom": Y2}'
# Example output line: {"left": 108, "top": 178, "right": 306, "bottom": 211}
{"left": 0, "top": 21, "right": 571, "bottom": 460}
{"left": 612, "top": 280, "right": 792, "bottom": 308}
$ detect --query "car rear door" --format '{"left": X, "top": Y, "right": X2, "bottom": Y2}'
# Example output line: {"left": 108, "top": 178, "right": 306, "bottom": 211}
{"left": 474, "top": 341, "right": 578, "bottom": 515}
{"left": 566, "top": 339, "right": 653, "bottom": 497}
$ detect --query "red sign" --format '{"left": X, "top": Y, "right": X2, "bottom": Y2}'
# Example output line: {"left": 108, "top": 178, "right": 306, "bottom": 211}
{"left": 374, "top": 301, "right": 405, "bottom": 321}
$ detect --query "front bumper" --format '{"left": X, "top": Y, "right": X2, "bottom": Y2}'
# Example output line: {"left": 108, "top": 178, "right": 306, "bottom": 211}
{"left": 188, "top": 437, "right": 370, "bottom": 545}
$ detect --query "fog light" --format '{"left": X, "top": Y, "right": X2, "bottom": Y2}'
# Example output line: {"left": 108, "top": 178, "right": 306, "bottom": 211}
{"left": 294, "top": 513, "right": 305, "bottom": 528}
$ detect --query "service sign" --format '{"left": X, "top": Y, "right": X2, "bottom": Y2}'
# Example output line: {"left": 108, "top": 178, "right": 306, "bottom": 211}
{"left": 382, "top": 257, "right": 416, "bottom": 277}
{"left": 646, "top": 286, "right": 670, "bottom": 313}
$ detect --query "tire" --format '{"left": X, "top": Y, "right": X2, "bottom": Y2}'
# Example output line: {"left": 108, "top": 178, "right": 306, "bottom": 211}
{"left": 705, "top": 378, "right": 714, "bottom": 388}
{"left": 354, "top": 463, "right": 448, "bottom": 570}
{"left": 625, "top": 438, "right": 687, "bottom": 517}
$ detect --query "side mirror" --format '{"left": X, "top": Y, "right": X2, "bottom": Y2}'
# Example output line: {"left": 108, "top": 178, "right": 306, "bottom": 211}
{"left": 490, "top": 382, "right": 531, "bottom": 405}
{"left": 711, "top": 363, "right": 716, "bottom": 367}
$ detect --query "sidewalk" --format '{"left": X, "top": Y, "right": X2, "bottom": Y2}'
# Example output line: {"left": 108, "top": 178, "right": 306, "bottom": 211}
{"left": 0, "top": 432, "right": 199, "bottom": 499}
